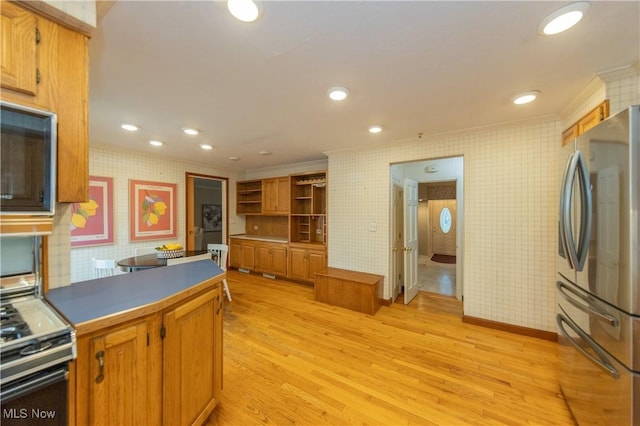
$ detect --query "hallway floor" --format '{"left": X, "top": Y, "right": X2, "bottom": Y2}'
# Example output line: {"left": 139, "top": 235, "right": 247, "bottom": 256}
{"left": 417, "top": 256, "right": 456, "bottom": 297}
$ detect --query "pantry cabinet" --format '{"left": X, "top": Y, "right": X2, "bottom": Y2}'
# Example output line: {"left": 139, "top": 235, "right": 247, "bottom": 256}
{"left": 0, "top": 0, "right": 90, "bottom": 203}
{"left": 73, "top": 284, "right": 223, "bottom": 426}
{"left": 255, "top": 242, "right": 288, "bottom": 277}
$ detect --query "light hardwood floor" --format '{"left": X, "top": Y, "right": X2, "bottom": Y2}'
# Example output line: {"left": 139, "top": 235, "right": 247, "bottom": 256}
{"left": 207, "top": 270, "right": 574, "bottom": 425}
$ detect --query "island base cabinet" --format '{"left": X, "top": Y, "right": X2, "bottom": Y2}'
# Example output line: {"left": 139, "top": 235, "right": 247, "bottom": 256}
{"left": 88, "top": 321, "right": 150, "bottom": 426}
{"left": 163, "top": 287, "right": 222, "bottom": 426}
{"left": 72, "top": 283, "right": 223, "bottom": 426}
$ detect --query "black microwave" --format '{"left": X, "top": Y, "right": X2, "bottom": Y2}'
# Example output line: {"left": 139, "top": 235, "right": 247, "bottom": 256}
{"left": 0, "top": 101, "right": 57, "bottom": 215}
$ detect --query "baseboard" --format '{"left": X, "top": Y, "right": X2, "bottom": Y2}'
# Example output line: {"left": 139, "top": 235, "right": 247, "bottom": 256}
{"left": 381, "top": 297, "right": 393, "bottom": 307}
{"left": 462, "top": 315, "right": 558, "bottom": 342}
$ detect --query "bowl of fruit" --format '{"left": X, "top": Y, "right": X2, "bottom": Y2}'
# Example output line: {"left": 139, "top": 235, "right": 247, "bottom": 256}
{"left": 155, "top": 243, "right": 185, "bottom": 259}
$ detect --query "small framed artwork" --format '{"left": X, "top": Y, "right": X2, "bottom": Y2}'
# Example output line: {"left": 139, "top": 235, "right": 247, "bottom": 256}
{"left": 71, "top": 176, "right": 114, "bottom": 247}
{"left": 129, "top": 179, "right": 178, "bottom": 242}
{"left": 202, "top": 204, "right": 222, "bottom": 232}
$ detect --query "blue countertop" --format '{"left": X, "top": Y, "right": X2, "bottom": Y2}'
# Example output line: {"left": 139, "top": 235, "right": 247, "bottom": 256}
{"left": 46, "top": 260, "right": 223, "bottom": 328}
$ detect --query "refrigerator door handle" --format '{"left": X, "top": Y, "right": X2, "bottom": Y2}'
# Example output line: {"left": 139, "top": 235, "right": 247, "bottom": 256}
{"left": 556, "top": 312, "right": 619, "bottom": 379}
{"left": 561, "top": 151, "right": 592, "bottom": 271}
{"left": 561, "top": 152, "right": 579, "bottom": 269}
{"left": 556, "top": 281, "right": 619, "bottom": 326}
{"left": 574, "top": 150, "right": 592, "bottom": 272}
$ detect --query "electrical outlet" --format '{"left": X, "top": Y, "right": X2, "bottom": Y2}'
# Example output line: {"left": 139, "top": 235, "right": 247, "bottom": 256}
{"left": 253, "top": 225, "right": 259, "bottom": 231}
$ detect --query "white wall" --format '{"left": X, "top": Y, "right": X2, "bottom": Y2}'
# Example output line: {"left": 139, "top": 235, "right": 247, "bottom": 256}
{"left": 326, "top": 68, "right": 639, "bottom": 332}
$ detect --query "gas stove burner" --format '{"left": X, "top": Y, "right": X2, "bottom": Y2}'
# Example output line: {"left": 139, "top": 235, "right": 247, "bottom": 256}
{"left": 1, "top": 324, "right": 31, "bottom": 343}
{"left": 0, "top": 302, "right": 32, "bottom": 343}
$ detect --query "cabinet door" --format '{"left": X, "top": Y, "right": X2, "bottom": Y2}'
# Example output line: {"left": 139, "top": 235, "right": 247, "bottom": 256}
{"left": 89, "top": 321, "right": 149, "bottom": 426}
{"left": 230, "top": 239, "right": 242, "bottom": 268}
{"left": 271, "top": 244, "right": 288, "bottom": 276}
{"left": 307, "top": 249, "right": 327, "bottom": 281}
{"left": 163, "top": 287, "right": 222, "bottom": 426}
{"left": 263, "top": 177, "right": 290, "bottom": 214}
{"left": 241, "top": 241, "right": 255, "bottom": 270}
{"left": 289, "top": 248, "right": 307, "bottom": 280}
{"left": 56, "top": 25, "right": 89, "bottom": 202}
{"left": 255, "top": 244, "right": 271, "bottom": 272}
{"left": 0, "top": 2, "right": 38, "bottom": 96}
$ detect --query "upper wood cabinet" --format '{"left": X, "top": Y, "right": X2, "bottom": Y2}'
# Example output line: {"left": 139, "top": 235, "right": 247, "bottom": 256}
{"left": 262, "top": 177, "right": 290, "bottom": 215}
{"left": 0, "top": 1, "right": 90, "bottom": 203}
{"left": 1, "top": 1, "right": 38, "bottom": 96}
{"left": 562, "top": 100, "right": 609, "bottom": 146}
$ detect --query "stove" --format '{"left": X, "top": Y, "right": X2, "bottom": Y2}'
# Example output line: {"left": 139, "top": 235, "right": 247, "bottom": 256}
{"left": 0, "top": 236, "right": 76, "bottom": 418}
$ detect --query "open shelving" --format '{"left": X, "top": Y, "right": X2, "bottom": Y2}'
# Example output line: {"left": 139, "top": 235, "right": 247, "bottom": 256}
{"left": 236, "top": 180, "right": 263, "bottom": 214}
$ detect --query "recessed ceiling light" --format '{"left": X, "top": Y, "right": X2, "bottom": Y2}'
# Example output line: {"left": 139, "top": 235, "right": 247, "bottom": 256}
{"left": 259, "top": 150, "right": 272, "bottom": 156}
{"left": 328, "top": 86, "right": 349, "bottom": 101}
{"left": 538, "top": 2, "right": 590, "bottom": 35}
{"left": 227, "top": 0, "right": 261, "bottom": 23}
{"left": 513, "top": 90, "right": 540, "bottom": 105}
{"left": 121, "top": 123, "right": 139, "bottom": 132}
{"left": 182, "top": 127, "right": 200, "bottom": 136}
{"left": 229, "top": 156, "right": 241, "bottom": 161}
{"left": 200, "top": 144, "right": 213, "bottom": 150}
{"left": 368, "top": 125, "right": 383, "bottom": 134}
{"left": 149, "top": 140, "right": 163, "bottom": 147}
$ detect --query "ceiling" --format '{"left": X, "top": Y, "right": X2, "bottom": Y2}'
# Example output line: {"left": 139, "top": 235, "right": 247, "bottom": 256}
{"left": 89, "top": 1, "right": 639, "bottom": 172}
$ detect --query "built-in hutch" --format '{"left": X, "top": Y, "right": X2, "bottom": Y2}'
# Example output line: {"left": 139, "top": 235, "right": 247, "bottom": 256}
{"left": 232, "top": 171, "right": 327, "bottom": 283}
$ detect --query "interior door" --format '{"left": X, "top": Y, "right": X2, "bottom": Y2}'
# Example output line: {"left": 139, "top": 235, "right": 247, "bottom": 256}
{"left": 186, "top": 175, "right": 195, "bottom": 250}
{"left": 403, "top": 178, "right": 419, "bottom": 304}
{"left": 431, "top": 199, "right": 456, "bottom": 256}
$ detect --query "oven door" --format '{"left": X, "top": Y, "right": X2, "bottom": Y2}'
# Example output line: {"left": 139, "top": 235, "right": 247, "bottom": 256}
{"left": 0, "top": 364, "right": 68, "bottom": 426}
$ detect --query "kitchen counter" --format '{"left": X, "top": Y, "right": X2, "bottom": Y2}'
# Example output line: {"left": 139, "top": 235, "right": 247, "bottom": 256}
{"left": 46, "top": 259, "right": 224, "bottom": 335}
{"left": 230, "top": 234, "right": 288, "bottom": 243}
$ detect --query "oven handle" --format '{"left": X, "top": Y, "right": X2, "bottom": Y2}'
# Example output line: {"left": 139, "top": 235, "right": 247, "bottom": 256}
{"left": 556, "top": 281, "right": 619, "bottom": 326}
{"left": 556, "top": 312, "right": 619, "bottom": 379}
{"left": 1, "top": 366, "right": 68, "bottom": 402}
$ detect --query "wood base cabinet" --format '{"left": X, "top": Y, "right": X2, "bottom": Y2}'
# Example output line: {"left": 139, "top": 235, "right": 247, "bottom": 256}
{"left": 230, "top": 238, "right": 255, "bottom": 270}
{"left": 73, "top": 284, "right": 223, "bottom": 426}
{"left": 255, "top": 242, "right": 288, "bottom": 276}
{"left": 289, "top": 245, "right": 327, "bottom": 283}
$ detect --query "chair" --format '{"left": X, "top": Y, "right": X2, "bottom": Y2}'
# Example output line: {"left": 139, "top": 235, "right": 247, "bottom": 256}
{"left": 92, "top": 258, "right": 116, "bottom": 279}
{"left": 135, "top": 247, "right": 157, "bottom": 256}
{"left": 207, "top": 244, "right": 232, "bottom": 302}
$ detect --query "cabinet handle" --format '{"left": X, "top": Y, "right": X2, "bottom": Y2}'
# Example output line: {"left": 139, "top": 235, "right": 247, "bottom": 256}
{"left": 216, "top": 295, "right": 222, "bottom": 315}
{"left": 95, "top": 350, "right": 105, "bottom": 383}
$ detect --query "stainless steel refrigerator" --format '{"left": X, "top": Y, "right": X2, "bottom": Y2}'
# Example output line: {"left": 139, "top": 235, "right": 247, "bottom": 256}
{"left": 556, "top": 105, "right": 639, "bottom": 425}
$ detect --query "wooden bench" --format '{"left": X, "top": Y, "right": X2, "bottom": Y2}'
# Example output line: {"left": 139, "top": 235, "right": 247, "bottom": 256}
{"left": 314, "top": 267, "right": 384, "bottom": 315}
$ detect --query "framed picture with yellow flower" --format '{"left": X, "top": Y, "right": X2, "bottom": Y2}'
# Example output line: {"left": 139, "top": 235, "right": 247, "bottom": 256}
{"left": 71, "top": 176, "right": 114, "bottom": 247}
{"left": 129, "top": 179, "right": 177, "bottom": 242}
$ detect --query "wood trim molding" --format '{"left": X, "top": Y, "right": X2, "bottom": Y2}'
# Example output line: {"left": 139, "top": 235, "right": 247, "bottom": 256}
{"left": 462, "top": 315, "right": 558, "bottom": 342}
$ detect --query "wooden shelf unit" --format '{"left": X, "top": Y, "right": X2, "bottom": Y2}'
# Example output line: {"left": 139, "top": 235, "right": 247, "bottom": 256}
{"left": 290, "top": 172, "right": 327, "bottom": 244}
{"left": 236, "top": 180, "right": 263, "bottom": 214}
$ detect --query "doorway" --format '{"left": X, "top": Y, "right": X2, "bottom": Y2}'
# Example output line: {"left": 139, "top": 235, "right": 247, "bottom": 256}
{"left": 185, "top": 173, "right": 228, "bottom": 251}
{"left": 390, "top": 156, "right": 463, "bottom": 305}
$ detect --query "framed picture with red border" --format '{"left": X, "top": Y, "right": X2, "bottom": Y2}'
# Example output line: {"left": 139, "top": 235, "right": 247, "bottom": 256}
{"left": 129, "top": 179, "right": 178, "bottom": 242}
{"left": 71, "top": 176, "right": 114, "bottom": 247}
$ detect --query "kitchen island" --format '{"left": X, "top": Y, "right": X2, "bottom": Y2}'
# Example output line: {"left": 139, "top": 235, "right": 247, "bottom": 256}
{"left": 47, "top": 259, "right": 224, "bottom": 426}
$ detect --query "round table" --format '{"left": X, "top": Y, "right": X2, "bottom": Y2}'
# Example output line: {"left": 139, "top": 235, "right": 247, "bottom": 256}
{"left": 117, "top": 250, "right": 208, "bottom": 272}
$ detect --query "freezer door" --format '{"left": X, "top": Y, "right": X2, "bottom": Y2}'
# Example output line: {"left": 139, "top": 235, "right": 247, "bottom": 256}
{"left": 574, "top": 107, "right": 637, "bottom": 315}
{"left": 557, "top": 304, "right": 637, "bottom": 425}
